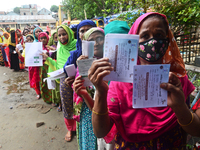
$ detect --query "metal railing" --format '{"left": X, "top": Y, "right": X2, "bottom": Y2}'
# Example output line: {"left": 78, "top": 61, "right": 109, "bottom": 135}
{"left": 175, "top": 32, "right": 200, "bottom": 64}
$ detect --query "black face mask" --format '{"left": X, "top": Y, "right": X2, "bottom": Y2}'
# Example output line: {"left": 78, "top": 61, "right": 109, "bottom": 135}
{"left": 138, "top": 38, "right": 169, "bottom": 62}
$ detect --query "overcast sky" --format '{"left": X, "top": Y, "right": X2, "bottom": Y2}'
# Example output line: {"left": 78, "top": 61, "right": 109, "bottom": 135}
{"left": 0, "top": 0, "right": 63, "bottom": 12}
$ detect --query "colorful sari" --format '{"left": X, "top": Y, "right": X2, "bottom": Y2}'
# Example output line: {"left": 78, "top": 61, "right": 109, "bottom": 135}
{"left": 38, "top": 32, "right": 52, "bottom": 103}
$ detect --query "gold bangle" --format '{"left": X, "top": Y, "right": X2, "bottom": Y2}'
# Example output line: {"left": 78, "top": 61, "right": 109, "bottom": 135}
{"left": 92, "top": 108, "right": 109, "bottom": 116}
{"left": 177, "top": 111, "right": 194, "bottom": 127}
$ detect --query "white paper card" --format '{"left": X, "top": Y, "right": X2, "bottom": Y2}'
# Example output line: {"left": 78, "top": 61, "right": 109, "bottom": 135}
{"left": 103, "top": 34, "right": 139, "bottom": 83}
{"left": 65, "top": 64, "right": 77, "bottom": 77}
{"left": 132, "top": 64, "right": 170, "bottom": 108}
{"left": 77, "top": 58, "right": 96, "bottom": 86}
{"left": 82, "top": 40, "right": 95, "bottom": 58}
{"left": 46, "top": 78, "right": 56, "bottom": 90}
{"left": 25, "top": 42, "right": 43, "bottom": 67}
{"left": 16, "top": 44, "right": 23, "bottom": 51}
{"left": 47, "top": 68, "right": 66, "bottom": 80}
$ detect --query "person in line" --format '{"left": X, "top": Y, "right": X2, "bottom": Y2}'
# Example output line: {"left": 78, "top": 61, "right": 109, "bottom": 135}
{"left": 38, "top": 32, "right": 52, "bottom": 104}
{"left": 88, "top": 12, "right": 197, "bottom": 149}
{"left": 23, "top": 29, "right": 30, "bottom": 37}
{"left": 46, "top": 25, "right": 51, "bottom": 36}
{"left": 28, "top": 27, "right": 43, "bottom": 99}
{"left": 72, "top": 27, "right": 105, "bottom": 150}
{"left": 9, "top": 29, "right": 20, "bottom": 71}
{"left": 33, "top": 27, "right": 43, "bottom": 42}
{"left": 16, "top": 34, "right": 34, "bottom": 63}
{"left": 63, "top": 20, "right": 96, "bottom": 142}
{"left": 41, "top": 24, "right": 77, "bottom": 142}
{"left": 70, "top": 24, "right": 78, "bottom": 39}
{"left": 63, "top": 20, "right": 97, "bottom": 69}
{"left": 63, "top": 20, "right": 97, "bottom": 92}
{"left": 42, "top": 32, "right": 61, "bottom": 109}
{"left": 47, "top": 31, "right": 58, "bottom": 53}
{"left": 26, "top": 34, "right": 41, "bottom": 99}
{"left": 30, "top": 25, "right": 38, "bottom": 34}
{"left": 5, "top": 26, "right": 10, "bottom": 33}
{"left": 15, "top": 29, "right": 25, "bottom": 70}
{"left": 0, "top": 28, "right": 5, "bottom": 66}
{"left": 1, "top": 32, "right": 10, "bottom": 67}
{"left": 71, "top": 21, "right": 130, "bottom": 150}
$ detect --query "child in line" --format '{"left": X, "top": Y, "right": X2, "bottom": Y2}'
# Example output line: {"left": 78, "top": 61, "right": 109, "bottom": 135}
{"left": 16, "top": 34, "right": 41, "bottom": 99}
{"left": 38, "top": 32, "right": 52, "bottom": 104}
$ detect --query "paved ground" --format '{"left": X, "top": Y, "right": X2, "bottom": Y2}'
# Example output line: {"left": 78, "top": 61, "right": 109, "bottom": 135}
{"left": 0, "top": 66, "right": 78, "bottom": 150}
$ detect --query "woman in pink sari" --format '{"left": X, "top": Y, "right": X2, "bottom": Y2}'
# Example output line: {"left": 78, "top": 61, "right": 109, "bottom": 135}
{"left": 88, "top": 12, "right": 199, "bottom": 149}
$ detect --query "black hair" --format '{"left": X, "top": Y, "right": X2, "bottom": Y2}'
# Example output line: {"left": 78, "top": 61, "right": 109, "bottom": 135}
{"left": 71, "top": 28, "right": 77, "bottom": 39}
{"left": 5, "top": 26, "right": 10, "bottom": 30}
{"left": 46, "top": 31, "right": 49, "bottom": 35}
{"left": 23, "top": 29, "right": 30, "bottom": 35}
{"left": 138, "top": 14, "right": 169, "bottom": 35}
{"left": 51, "top": 52, "right": 57, "bottom": 60}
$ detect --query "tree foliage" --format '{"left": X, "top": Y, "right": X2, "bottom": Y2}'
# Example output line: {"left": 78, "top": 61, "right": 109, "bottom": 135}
{"left": 62, "top": 0, "right": 200, "bottom": 35}
{"left": 50, "top": 5, "right": 59, "bottom": 12}
{"left": 117, "top": 0, "right": 200, "bottom": 35}
{"left": 13, "top": 7, "right": 20, "bottom": 14}
{"left": 62, "top": 0, "right": 131, "bottom": 20}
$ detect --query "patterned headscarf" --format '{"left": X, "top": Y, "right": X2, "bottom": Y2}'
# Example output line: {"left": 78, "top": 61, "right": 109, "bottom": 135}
{"left": 129, "top": 12, "right": 186, "bottom": 77}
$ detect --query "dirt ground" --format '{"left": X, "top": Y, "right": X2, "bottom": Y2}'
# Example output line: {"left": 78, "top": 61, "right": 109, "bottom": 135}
{"left": 0, "top": 66, "right": 78, "bottom": 150}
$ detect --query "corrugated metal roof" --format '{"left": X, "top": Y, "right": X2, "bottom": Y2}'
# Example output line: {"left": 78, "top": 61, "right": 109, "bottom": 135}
{"left": 0, "top": 15, "right": 56, "bottom": 21}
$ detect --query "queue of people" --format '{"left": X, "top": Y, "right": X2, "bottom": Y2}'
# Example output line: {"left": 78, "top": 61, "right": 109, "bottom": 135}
{"left": 0, "top": 12, "right": 200, "bottom": 150}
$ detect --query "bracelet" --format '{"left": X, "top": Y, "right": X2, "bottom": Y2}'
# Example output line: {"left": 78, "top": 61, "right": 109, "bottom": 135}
{"left": 177, "top": 111, "right": 194, "bottom": 127}
{"left": 92, "top": 108, "right": 109, "bottom": 115}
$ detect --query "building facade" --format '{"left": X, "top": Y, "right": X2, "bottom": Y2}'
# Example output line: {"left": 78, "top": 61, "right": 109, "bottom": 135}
{"left": 0, "top": 15, "right": 56, "bottom": 30}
